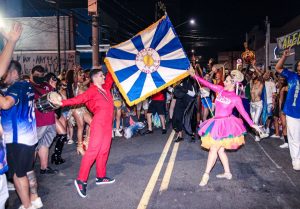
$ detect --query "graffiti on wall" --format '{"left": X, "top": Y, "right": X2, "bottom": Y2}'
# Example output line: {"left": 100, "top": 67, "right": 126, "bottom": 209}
{"left": 13, "top": 52, "right": 77, "bottom": 75}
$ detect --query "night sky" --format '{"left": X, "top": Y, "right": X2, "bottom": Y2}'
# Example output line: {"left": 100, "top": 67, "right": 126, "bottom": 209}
{"left": 118, "top": 0, "right": 300, "bottom": 59}
{"left": 27, "top": 0, "right": 300, "bottom": 60}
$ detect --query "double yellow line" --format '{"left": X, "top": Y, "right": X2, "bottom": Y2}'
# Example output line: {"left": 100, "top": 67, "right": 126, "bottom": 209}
{"left": 137, "top": 130, "right": 180, "bottom": 209}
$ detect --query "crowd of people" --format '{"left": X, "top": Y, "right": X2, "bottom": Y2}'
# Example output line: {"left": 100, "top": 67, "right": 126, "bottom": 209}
{"left": 0, "top": 22, "right": 299, "bottom": 209}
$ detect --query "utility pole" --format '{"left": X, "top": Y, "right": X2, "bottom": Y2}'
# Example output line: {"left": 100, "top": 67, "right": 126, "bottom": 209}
{"left": 88, "top": 0, "right": 99, "bottom": 67}
{"left": 69, "top": 12, "right": 75, "bottom": 50}
{"left": 56, "top": 0, "right": 61, "bottom": 74}
{"left": 92, "top": 15, "right": 99, "bottom": 67}
{"left": 265, "top": 16, "right": 270, "bottom": 70}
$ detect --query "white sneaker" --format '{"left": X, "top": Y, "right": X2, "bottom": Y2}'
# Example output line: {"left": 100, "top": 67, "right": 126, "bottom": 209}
{"left": 67, "top": 139, "right": 74, "bottom": 145}
{"left": 279, "top": 143, "right": 289, "bottom": 149}
{"left": 280, "top": 136, "right": 284, "bottom": 140}
{"left": 112, "top": 130, "right": 114, "bottom": 138}
{"left": 270, "top": 134, "right": 280, "bottom": 138}
{"left": 18, "top": 205, "right": 36, "bottom": 209}
{"left": 216, "top": 173, "right": 232, "bottom": 180}
{"left": 255, "top": 136, "right": 261, "bottom": 142}
{"left": 292, "top": 161, "right": 300, "bottom": 171}
{"left": 31, "top": 197, "right": 43, "bottom": 209}
{"left": 7, "top": 181, "right": 15, "bottom": 191}
{"left": 293, "top": 164, "right": 300, "bottom": 171}
{"left": 114, "top": 129, "right": 122, "bottom": 137}
{"left": 265, "top": 128, "right": 270, "bottom": 134}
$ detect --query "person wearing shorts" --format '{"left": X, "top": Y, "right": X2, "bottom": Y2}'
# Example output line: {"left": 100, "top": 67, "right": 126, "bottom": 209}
{"left": 30, "top": 65, "right": 57, "bottom": 174}
{"left": 0, "top": 61, "right": 42, "bottom": 209}
{"left": 136, "top": 99, "right": 149, "bottom": 121}
{"left": 0, "top": 22, "right": 22, "bottom": 209}
{"left": 112, "top": 84, "right": 124, "bottom": 137}
{"left": 201, "top": 97, "right": 212, "bottom": 109}
{"left": 200, "top": 85, "right": 213, "bottom": 122}
{"left": 145, "top": 92, "right": 167, "bottom": 134}
{"left": 264, "top": 71, "right": 276, "bottom": 134}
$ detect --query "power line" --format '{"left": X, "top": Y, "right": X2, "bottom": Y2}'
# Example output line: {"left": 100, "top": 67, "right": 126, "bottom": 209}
{"left": 37, "top": 0, "right": 132, "bottom": 41}
{"left": 100, "top": 1, "right": 144, "bottom": 31}
{"left": 36, "top": 0, "right": 144, "bottom": 40}
{"left": 24, "top": 0, "right": 94, "bottom": 44}
{"left": 9, "top": 0, "right": 145, "bottom": 48}
{"left": 112, "top": 0, "right": 148, "bottom": 25}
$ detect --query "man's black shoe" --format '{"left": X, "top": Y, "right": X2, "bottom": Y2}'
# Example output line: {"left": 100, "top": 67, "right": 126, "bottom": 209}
{"left": 145, "top": 130, "right": 153, "bottom": 134}
{"left": 174, "top": 136, "right": 184, "bottom": 143}
{"left": 74, "top": 180, "right": 87, "bottom": 198}
{"left": 96, "top": 177, "right": 115, "bottom": 185}
{"left": 162, "top": 129, "right": 167, "bottom": 134}
{"left": 40, "top": 167, "right": 58, "bottom": 174}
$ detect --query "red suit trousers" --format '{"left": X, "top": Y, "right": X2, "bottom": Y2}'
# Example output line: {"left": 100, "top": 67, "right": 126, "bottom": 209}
{"left": 77, "top": 113, "right": 113, "bottom": 182}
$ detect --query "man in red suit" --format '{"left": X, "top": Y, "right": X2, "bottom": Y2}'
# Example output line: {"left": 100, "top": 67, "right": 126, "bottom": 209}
{"left": 52, "top": 68, "right": 115, "bottom": 198}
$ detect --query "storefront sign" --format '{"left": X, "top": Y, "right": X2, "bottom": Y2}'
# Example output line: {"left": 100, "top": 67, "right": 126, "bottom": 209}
{"left": 277, "top": 29, "right": 300, "bottom": 50}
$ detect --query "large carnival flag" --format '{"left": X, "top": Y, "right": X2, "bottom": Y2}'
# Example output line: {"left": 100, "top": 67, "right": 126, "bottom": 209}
{"left": 104, "top": 15, "right": 190, "bottom": 106}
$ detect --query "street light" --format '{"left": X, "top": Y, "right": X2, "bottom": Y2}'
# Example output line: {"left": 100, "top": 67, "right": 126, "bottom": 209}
{"left": 175, "top": 18, "right": 196, "bottom": 29}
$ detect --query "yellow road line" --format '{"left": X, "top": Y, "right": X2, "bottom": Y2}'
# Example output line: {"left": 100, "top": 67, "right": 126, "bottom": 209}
{"left": 159, "top": 142, "right": 179, "bottom": 193}
{"left": 137, "top": 130, "right": 175, "bottom": 209}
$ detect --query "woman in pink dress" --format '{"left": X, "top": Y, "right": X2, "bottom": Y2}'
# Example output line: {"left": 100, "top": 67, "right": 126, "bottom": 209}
{"left": 189, "top": 67, "right": 260, "bottom": 186}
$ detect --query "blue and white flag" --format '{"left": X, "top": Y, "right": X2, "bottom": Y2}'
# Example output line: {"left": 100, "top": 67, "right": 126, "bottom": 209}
{"left": 105, "top": 16, "right": 190, "bottom": 106}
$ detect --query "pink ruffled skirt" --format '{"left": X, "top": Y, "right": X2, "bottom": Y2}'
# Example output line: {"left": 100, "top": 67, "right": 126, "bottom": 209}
{"left": 198, "top": 115, "right": 247, "bottom": 150}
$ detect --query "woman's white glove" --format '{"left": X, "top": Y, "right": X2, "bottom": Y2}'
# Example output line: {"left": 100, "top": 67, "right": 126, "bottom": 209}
{"left": 187, "top": 90, "right": 195, "bottom": 97}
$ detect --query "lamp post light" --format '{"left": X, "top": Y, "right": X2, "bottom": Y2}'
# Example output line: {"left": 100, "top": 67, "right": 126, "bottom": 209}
{"left": 190, "top": 19, "right": 195, "bottom": 25}
{"left": 175, "top": 18, "right": 196, "bottom": 29}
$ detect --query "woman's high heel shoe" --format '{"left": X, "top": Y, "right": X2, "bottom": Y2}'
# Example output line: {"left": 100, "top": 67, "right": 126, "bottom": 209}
{"left": 199, "top": 173, "right": 209, "bottom": 187}
{"left": 77, "top": 143, "right": 85, "bottom": 156}
{"left": 51, "top": 134, "right": 66, "bottom": 165}
{"left": 51, "top": 154, "right": 65, "bottom": 165}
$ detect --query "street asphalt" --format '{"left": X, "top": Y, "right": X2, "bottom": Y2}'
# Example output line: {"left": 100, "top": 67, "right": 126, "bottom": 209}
{"left": 7, "top": 128, "right": 300, "bottom": 209}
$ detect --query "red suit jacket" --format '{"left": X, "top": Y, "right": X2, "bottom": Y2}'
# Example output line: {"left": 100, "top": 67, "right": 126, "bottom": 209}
{"left": 61, "top": 72, "right": 114, "bottom": 116}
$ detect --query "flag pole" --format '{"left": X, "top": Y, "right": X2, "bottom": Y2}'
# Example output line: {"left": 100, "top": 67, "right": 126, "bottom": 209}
{"left": 194, "top": 77, "right": 215, "bottom": 118}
